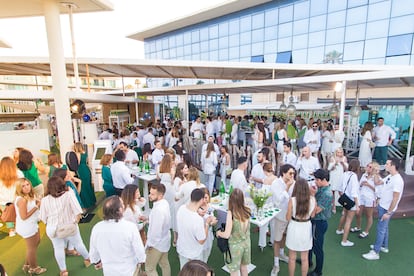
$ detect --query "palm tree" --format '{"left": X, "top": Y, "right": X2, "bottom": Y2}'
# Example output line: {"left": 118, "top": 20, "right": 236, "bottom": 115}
{"left": 323, "top": 50, "right": 343, "bottom": 64}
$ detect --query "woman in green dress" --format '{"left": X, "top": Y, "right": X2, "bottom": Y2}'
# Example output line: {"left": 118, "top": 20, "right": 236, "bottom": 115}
{"left": 73, "top": 142, "right": 96, "bottom": 209}
{"left": 100, "top": 154, "right": 115, "bottom": 197}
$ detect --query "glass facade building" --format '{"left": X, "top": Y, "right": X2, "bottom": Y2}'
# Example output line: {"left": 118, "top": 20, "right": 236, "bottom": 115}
{"left": 139, "top": 0, "right": 414, "bottom": 123}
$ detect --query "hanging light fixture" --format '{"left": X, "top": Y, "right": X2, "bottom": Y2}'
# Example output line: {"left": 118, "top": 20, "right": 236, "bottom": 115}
{"left": 279, "top": 91, "right": 287, "bottom": 111}
{"left": 286, "top": 89, "right": 296, "bottom": 116}
{"left": 350, "top": 84, "right": 362, "bottom": 117}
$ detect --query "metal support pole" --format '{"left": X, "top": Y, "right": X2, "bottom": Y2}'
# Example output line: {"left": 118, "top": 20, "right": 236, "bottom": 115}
{"left": 339, "top": 81, "right": 347, "bottom": 132}
{"left": 66, "top": 3, "right": 80, "bottom": 91}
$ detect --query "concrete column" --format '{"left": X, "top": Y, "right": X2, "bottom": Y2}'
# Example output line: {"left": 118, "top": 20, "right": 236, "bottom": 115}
{"left": 43, "top": 0, "right": 74, "bottom": 157}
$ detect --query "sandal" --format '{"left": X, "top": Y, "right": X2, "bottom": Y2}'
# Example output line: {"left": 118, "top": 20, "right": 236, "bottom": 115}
{"left": 359, "top": 231, "right": 369, "bottom": 238}
{"left": 28, "top": 266, "right": 47, "bottom": 275}
{"left": 22, "top": 264, "right": 30, "bottom": 274}
{"left": 350, "top": 227, "right": 361, "bottom": 233}
{"left": 66, "top": 249, "right": 81, "bottom": 256}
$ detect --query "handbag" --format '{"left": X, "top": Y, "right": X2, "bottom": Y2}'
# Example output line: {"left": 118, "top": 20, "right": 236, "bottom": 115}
{"left": 369, "top": 141, "right": 376, "bottom": 148}
{"left": 1, "top": 202, "right": 16, "bottom": 223}
{"left": 216, "top": 223, "right": 232, "bottom": 264}
{"left": 55, "top": 223, "right": 78, "bottom": 238}
{"left": 338, "top": 174, "right": 355, "bottom": 210}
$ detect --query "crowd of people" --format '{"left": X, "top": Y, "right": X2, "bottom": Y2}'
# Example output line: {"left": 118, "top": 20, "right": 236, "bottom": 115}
{"left": 0, "top": 114, "right": 405, "bottom": 276}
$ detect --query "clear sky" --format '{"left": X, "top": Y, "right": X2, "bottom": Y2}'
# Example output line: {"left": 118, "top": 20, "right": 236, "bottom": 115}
{"left": 0, "top": 0, "right": 227, "bottom": 59}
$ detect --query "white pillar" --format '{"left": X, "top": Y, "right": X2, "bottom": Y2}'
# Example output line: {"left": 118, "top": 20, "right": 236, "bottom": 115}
{"left": 43, "top": 0, "right": 74, "bottom": 157}
{"left": 339, "top": 81, "right": 347, "bottom": 132}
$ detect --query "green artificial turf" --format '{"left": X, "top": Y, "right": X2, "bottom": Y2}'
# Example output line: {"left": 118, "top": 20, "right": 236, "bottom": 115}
{"left": 1, "top": 201, "right": 413, "bottom": 275}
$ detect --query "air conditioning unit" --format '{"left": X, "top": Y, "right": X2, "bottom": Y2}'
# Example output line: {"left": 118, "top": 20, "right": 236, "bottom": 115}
{"left": 288, "top": 95, "right": 299, "bottom": 103}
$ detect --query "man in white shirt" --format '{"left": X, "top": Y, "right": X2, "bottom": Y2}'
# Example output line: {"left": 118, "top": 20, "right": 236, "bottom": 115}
{"left": 146, "top": 184, "right": 171, "bottom": 276}
{"left": 333, "top": 123, "right": 345, "bottom": 152}
{"left": 270, "top": 164, "right": 296, "bottom": 276}
{"left": 201, "top": 135, "right": 220, "bottom": 158}
{"left": 281, "top": 141, "right": 297, "bottom": 167}
{"left": 176, "top": 188, "right": 213, "bottom": 268}
{"left": 98, "top": 128, "right": 113, "bottom": 140}
{"left": 136, "top": 125, "right": 146, "bottom": 147}
{"left": 372, "top": 117, "right": 397, "bottom": 171}
{"left": 296, "top": 146, "right": 320, "bottom": 182}
{"left": 151, "top": 140, "right": 165, "bottom": 171}
{"left": 89, "top": 196, "right": 146, "bottom": 276}
{"left": 363, "top": 159, "right": 404, "bottom": 260}
{"left": 304, "top": 122, "right": 321, "bottom": 157}
{"left": 190, "top": 116, "right": 204, "bottom": 139}
{"left": 230, "top": 156, "right": 248, "bottom": 194}
{"left": 249, "top": 148, "right": 269, "bottom": 188}
{"left": 143, "top": 127, "right": 156, "bottom": 149}
{"left": 118, "top": 141, "right": 139, "bottom": 165}
{"left": 204, "top": 116, "right": 215, "bottom": 141}
{"left": 110, "top": 150, "right": 134, "bottom": 195}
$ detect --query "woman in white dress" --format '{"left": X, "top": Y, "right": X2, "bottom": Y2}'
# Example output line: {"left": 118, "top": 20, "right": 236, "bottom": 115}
{"left": 321, "top": 124, "right": 335, "bottom": 169}
{"left": 121, "top": 184, "right": 146, "bottom": 244}
{"left": 172, "top": 162, "right": 188, "bottom": 246}
{"left": 286, "top": 178, "right": 316, "bottom": 276}
{"left": 358, "top": 121, "right": 374, "bottom": 169}
{"left": 328, "top": 147, "right": 348, "bottom": 213}
{"left": 276, "top": 121, "right": 288, "bottom": 155}
{"left": 15, "top": 178, "right": 47, "bottom": 275}
{"left": 157, "top": 155, "right": 176, "bottom": 241}
{"left": 201, "top": 142, "right": 218, "bottom": 196}
{"left": 219, "top": 145, "right": 231, "bottom": 188}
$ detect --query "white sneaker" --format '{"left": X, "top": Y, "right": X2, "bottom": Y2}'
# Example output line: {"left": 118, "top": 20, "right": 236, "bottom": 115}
{"left": 370, "top": 244, "right": 389, "bottom": 253}
{"left": 341, "top": 240, "right": 354, "bottom": 247}
{"left": 279, "top": 254, "right": 289, "bottom": 263}
{"left": 336, "top": 229, "right": 344, "bottom": 235}
{"left": 363, "top": 250, "right": 380, "bottom": 260}
{"left": 270, "top": 265, "right": 280, "bottom": 276}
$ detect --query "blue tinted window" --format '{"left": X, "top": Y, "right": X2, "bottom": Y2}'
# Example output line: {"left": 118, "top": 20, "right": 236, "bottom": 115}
{"left": 327, "top": 10, "right": 346, "bottom": 29}
{"left": 191, "top": 43, "right": 200, "bottom": 54}
{"left": 307, "top": 46, "right": 325, "bottom": 63}
{"left": 209, "top": 25, "right": 219, "bottom": 39}
{"left": 162, "top": 38, "right": 168, "bottom": 50}
{"left": 219, "top": 49, "right": 229, "bottom": 61}
{"left": 200, "top": 41, "right": 209, "bottom": 52}
{"left": 168, "top": 37, "right": 176, "bottom": 48}
{"left": 294, "top": 1, "right": 310, "bottom": 20}
{"left": 251, "top": 55, "right": 264, "bottom": 62}
{"left": 169, "top": 48, "right": 176, "bottom": 58}
{"left": 276, "top": 51, "right": 292, "bottom": 63}
{"left": 229, "top": 46, "right": 239, "bottom": 59}
{"left": 264, "top": 39, "right": 277, "bottom": 54}
{"left": 176, "top": 34, "right": 184, "bottom": 46}
{"left": 240, "top": 32, "right": 252, "bottom": 45}
{"left": 252, "top": 13, "right": 265, "bottom": 29}
{"left": 389, "top": 15, "right": 414, "bottom": 36}
{"left": 176, "top": 46, "right": 184, "bottom": 57}
{"left": 184, "top": 44, "right": 191, "bottom": 55}
{"left": 324, "top": 44, "right": 344, "bottom": 62}
{"left": 310, "top": 0, "right": 327, "bottom": 16}
{"left": 328, "top": 0, "right": 347, "bottom": 12}
{"left": 367, "top": 1, "right": 390, "bottom": 22}
{"left": 293, "top": 34, "right": 308, "bottom": 50}
{"left": 219, "top": 22, "right": 229, "bottom": 36}
{"left": 386, "top": 55, "right": 411, "bottom": 65}
{"left": 326, "top": 27, "right": 345, "bottom": 45}
{"left": 343, "top": 41, "right": 364, "bottom": 61}
{"left": 278, "top": 37, "right": 292, "bottom": 51}
{"left": 240, "top": 44, "right": 251, "bottom": 58}
{"left": 229, "top": 34, "right": 239, "bottom": 47}
{"left": 364, "top": 38, "right": 387, "bottom": 59}
{"left": 191, "top": 30, "right": 199, "bottom": 43}
{"left": 209, "top": 39, "right": 218, "bottom": 51}
{"left": 309, "top": 15, "right": 327, "bottom": 32}
{"left": 308, "top": 31, "right": 326, "bottom": 47}
{"left": 391, "top": 0, "right": 414, "bottom": 17}
{"left": 156, "top": 40, "right": 162, "bottom": 51}
{"left": 348, "top": 0, "right": 368, "bottom": 8}
{"left": 294, "top": 19, "right": 309, "bottom": 35}
{"left": 386, "top": 34, "right": 413, "bottom": 56}
{"left": 366, "top": 20, "right": 389, "bottom": 39}
{"left": 200, "top": 27, "right": 209, "bottom": 41}
{"left": 183, "top": 32, "right": 191, "bottom": 45}
{"left": 346, "top": 6, "right": 368, "bottom": 25}
{"left": 210, "top": 50, "right": 218, "bottom": 61}
{"left": 279, "top": 22, "right": 293, "bottom": 37}
{"left": 252, "top": 28, "right": 264, "bottom": 43}
{"left": 265, "top": 8, "right": 278, "bottom": 26}
{"left": 265, "top": 26, "right": 277, "bottom": 40}
{"left": 229, "top": 19, "right": 240, "bottom": 34}
{"left": 279, "top": 5, "right": 293, "bottom": 23}
{"left": 252, "top": 42, "right": 264, "bottom": 55}
{"left": 293, "top": 49, "right": 307, "bottom": 63}
{"left": 345, "top": 24, "right": 366, "bottom": 42}
{"left": 219, "top": 36, "right": 229, "bottom": 49}
{"left": 240, "top": 16, "right": 252, "bottom": 32}
{"left": 162, "top": 49, "right": 169, "bottom": 59}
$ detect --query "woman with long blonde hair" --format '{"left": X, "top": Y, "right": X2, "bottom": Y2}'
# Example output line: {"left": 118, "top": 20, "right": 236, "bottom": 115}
{"left": 216, "top": 188, "right": 251, "bottom": 276}
{"left": 15, "top": 178, "right": 47, "bottom": 275}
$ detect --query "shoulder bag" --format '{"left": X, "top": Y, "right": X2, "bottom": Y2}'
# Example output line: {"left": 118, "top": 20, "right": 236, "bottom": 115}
{"left": 338, "top": 173, "right": 355, "bottom": 210}
{"left": 216, "top": 223, "right": 232, "bottom": 264}
{"left": 1, "top": 202, "right": 16, "bottom": 223}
